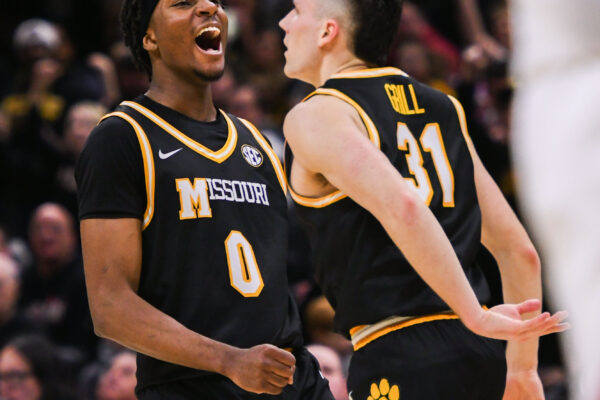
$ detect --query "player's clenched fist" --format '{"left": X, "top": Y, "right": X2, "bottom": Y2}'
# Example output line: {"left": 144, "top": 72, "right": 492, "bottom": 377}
{"left": 223, "top": 344, "right": 296, "bottom": 394}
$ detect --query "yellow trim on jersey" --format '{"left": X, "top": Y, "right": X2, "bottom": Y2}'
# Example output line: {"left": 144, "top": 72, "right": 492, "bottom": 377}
{"left": 447, "top": 96, "right": 474, "bottom": 148}
{"left": 290, "top": 87, "right": 382, "bottom": 208}
{"left": 284, "top": 139, "right": 348, "bottom": 209}
{"left": 100, "top": 112, "right": 155, "bottom": 230}
{"left": 238, "top": 118, "right": 287, "bottom": 195}
{"left": 330, "top": 67, "right": 409, "bottom": 80}
{"left": 350, "top": 312, "right": 459, "bottom": 351}
{"left": 282, "top": 139, "right": 349, "bottom": 208}
{"left": 290, "top": 190, "right": 348, "bottom": 208}
{"left": 121, "top": 101, "right": 237, "bottom": 164}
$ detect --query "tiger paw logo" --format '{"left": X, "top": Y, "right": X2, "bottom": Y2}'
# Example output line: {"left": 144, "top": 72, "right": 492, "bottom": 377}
{"left": 367, "top": 378, "right": 400, "bottom": 400}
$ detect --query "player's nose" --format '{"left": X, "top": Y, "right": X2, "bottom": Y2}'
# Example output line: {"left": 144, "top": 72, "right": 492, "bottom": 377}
{"left": 195, "top": 0, "right": 218, "bottom": 17}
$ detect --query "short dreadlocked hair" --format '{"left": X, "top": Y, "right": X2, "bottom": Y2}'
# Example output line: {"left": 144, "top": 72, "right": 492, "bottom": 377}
{"left": 346, "top": 0, "right": 404, "bottom": 67}
{"left": 121, "top": 0, "right": 153, "bottom": 77}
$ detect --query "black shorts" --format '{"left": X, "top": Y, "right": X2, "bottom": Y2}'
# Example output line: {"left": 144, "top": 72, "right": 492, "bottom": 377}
{"left": 137, "top": 347, "right": 334, "bottom": 400}
{"left": 347, "top": 319, "right": 507, "bottom": 400}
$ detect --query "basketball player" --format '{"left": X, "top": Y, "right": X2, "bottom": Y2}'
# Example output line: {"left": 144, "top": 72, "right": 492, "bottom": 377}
{"left": 279, "top": 0, "right": 568, "bottom": 398}
{"left": 511, "top": 1, "right": 600, "bottom": 399}
{"left": 76, "top": 1, "right": 333, "bottom": 398}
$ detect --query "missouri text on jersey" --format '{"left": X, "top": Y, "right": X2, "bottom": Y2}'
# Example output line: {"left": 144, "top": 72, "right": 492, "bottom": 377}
{"left": 176, "top": 177, "right": 270, "bottom": 220}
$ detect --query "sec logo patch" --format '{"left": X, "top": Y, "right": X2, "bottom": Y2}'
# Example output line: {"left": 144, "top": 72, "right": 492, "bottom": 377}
{"left": 241, "top": 144, "right": 264, "bottom": 167}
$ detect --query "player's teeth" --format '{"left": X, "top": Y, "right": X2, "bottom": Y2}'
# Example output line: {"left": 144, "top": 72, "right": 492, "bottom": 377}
{"left": 198, "top": 27, "right": 220, "bottom": 38}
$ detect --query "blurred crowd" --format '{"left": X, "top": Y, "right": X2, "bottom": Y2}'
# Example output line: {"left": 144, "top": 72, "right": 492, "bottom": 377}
{"left": 0, "top": 1, "right": 567, "bottom": 399}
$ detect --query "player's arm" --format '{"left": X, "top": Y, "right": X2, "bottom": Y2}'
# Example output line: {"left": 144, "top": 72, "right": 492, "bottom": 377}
{"left": 80, "top": 218, "right": 295, "bottom": 394}
{"left": 284, "top": 96, "right": 564, "bottom": 342}
{"left": 467, "top": 139, "right": 545, "bottom": 397}
{"left": 76, "top": 118, "right": 294, "bottom": 395}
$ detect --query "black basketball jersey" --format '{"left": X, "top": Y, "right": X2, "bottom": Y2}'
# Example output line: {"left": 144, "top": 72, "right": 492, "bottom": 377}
{"left": 79, "top": 96, "right": 302, "bottom": 390}
{"left": 285, "top": 67, "right": 490, "bottom": 336}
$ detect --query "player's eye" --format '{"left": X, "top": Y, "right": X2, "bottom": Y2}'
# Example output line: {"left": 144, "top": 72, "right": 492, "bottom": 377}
{"left": 173, "top": 0, "right": 191, "bottom": 6}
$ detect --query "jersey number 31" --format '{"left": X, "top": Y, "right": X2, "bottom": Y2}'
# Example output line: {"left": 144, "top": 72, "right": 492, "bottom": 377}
{"left": 397, "top": 122, "right": 455, "bottom": 207}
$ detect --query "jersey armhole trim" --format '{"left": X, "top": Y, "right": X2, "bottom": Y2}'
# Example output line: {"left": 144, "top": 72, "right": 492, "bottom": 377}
{"left": 288, "top": 87, "right": 380, "bottom": 208}
{"left": 447, "top": 95, "right": 474, "bottom": 148}
{"left": 283, "top": 141, "right": 347, "bottom": 208}
{"left": 238, "top": 118, "right": 287, "bottom": 195}
{"left": 120, "top": 101, "right": 238, "bottom": 164}
{"left": 99, "top": 112, "right": 155, "bottom": 230}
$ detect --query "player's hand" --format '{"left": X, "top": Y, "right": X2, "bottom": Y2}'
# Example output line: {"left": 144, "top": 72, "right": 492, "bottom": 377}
{"left": 223, "top": 344, "right": 296, "bottom": 395}
{"left": 465, "top": 299, "right": 569, "bottom": 341}
{"left": 502, "top": 369, "right": 544, "bottom": 400}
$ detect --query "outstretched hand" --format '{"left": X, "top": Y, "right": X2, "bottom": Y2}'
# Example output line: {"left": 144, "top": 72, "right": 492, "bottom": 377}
{"left": 466, "top": 299, "right": 569, "bottom": 342}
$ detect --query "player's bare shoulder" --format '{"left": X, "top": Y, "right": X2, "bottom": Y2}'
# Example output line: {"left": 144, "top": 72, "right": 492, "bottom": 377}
{"left": 284, "top": 94, "right": 364, "bottom": 146}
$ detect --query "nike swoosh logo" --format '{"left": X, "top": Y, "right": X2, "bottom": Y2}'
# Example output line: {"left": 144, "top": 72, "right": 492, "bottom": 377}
{"left": 158, "top": 148, "right": 183, "bottom": 160}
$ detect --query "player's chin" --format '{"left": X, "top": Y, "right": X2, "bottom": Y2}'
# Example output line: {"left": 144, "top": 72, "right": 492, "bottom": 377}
{"left": 194, "top": 63, "right": 226, "bottom": 82}
{"left": 282, "top": 62, "right": 298, "bottom": 80}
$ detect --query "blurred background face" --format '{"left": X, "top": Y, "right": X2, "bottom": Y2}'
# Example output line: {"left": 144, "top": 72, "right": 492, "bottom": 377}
{"left": 64, "top": 102, "right": 106, "bottom": 156}
{"left": 0, "top": 256, "right": 19, "bottom": 323}
{"left": 95, "top": 352, "right": 137, "bottom": 400}
{"left": 307, "top": 344, "right": 348, "bottom": 400}
{"left": 229, "top": 86, "right": 263, "bottom": 125}
{"left": 0, "top": 347, "right": 42, "bottom": 400}
{"left": 396, "top": 41, "right": 431, "bottom": 83}
{"left": 28, "top": 204, "right": 75, "bottom": 267}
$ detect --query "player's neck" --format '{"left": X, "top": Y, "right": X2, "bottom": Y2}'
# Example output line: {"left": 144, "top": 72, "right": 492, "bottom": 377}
{"left": 317, "top": 53, "right": 369, "bottom": 87}
{"left": 145, "top": 72, "right": 217, "bottom": 122}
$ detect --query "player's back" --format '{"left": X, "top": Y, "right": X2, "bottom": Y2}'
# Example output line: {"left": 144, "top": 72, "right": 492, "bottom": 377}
{"left": 286, "top": 67, "right": 489, "bottom": 336}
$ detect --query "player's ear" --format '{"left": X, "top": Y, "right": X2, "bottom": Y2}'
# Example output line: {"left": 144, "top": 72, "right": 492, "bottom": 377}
{"left": 143, "top": 28, "right": 158, "bottom": 52}
{"left": 318, "top": 19, "right": 340, "bottom": 48}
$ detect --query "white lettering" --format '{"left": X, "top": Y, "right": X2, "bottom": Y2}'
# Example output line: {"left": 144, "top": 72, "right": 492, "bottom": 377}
{"left": 176, "top": 178, "right": 212, "bottom": 220}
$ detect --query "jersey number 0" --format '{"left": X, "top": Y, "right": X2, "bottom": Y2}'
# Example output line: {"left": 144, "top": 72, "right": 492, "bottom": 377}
{"left": 225, "top": 231, "right": 264, "bottom": 297}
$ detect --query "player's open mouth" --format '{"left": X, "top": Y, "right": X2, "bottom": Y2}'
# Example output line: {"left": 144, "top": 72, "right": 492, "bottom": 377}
{"left": 195, "top": 27, "right": 222, "bottom": 54}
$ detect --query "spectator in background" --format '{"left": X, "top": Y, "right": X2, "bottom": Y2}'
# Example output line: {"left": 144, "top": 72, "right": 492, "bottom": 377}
{"left": 19, "top": 203, "right": 96, "bottom": 362}
{"left": 54, "top": 101, "right": 108, "bottom": 217}
{"left": 0, "top": 19, "right": 106, "bottom": 239}
{"left": 94, "top": 351, "right": 137, "bottom": 400}
{"left": 307, "top": 344, "right": 348, "bottom": 400}
{"left": 229, "top": 84, "right": 284, "bottom": 159}
{"left": 0, "top": 255, "right": 35, "bottom": 349}
{"left": 459, "top": 0, "right": 508, "bottom": 62}
{"left": 302, "top": 295, "right": 352, "bottom": 357}
{"left": 397, "top": 2, "right": 461, "bottom": 75}
{"left": 0, "top": 335, "right": 78, "bottom": 400}
{"left": 244, "top": 29, "right": 289, "bottom": 125}
{"left": 392, "top": 39, "right": 456, "bottom": 96}
{"left": 108, "top": 42, "right": 149, "bottom": 102}
{"left": 87, "top": 52, "right": 121, "bottom": 108}
{"left": 211, "top": 67, "right": 237, "bottom": 111}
